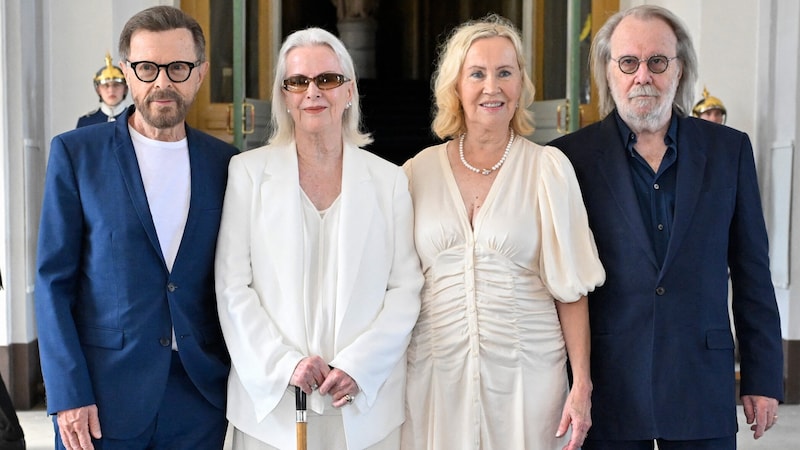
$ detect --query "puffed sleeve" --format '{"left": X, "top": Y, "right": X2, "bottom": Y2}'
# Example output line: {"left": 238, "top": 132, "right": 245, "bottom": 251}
{"left": 536, "top": 145, "right": 605, "bottom": 302}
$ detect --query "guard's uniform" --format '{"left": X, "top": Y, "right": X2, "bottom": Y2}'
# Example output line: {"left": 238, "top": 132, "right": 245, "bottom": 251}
{"left": 77, "top": 52, "right": 127, "bottom": 128}
{"left": 76, "top": 105, "right": 126, "bottom": 128}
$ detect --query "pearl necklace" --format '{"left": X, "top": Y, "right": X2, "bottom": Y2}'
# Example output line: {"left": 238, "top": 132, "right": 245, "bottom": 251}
{"left": 459, "top": 129, "right": 515, "bottom": 175}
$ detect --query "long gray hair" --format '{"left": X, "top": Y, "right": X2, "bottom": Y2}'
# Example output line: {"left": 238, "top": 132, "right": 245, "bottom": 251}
{"left": 591, "top": 5, "right": 698, "bottom": 118}
{"left": 269, "top": 28, "right": 372, "bottom": 147}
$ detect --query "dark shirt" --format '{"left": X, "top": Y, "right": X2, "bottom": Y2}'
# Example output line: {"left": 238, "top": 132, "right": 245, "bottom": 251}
{"left": 615, "top": 111, "right": 678, "bottom": 267}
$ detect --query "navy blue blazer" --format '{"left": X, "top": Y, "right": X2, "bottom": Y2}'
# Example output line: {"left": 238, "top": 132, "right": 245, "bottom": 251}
{"left": 35, "top": 106, "right": 237, "bottom": 439}
{"left": 549, "top": 112, "right": 783, "bottom": 441}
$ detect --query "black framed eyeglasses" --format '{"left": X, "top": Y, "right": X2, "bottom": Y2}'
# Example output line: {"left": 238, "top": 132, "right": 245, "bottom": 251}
{"left": 611, "top": 55, "right": 677, "bottom": 74}
{"left": 126, "top": 60, "right": 200, "bottom": 83}
{"left": 282, "top": 73, "right": 350, "bottom": 93}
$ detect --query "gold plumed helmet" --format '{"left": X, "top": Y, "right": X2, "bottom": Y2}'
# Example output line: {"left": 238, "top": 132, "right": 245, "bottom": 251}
{"left": 692, "top": 87, "right": 726, "bottom": 117}
{"left": 94, "top": 52, "right": 126, "bottom": 87}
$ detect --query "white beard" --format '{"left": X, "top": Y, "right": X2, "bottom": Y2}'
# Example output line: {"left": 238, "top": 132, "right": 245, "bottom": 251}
{"left": 612, "top": 77, "right": 678, "bottom": 134}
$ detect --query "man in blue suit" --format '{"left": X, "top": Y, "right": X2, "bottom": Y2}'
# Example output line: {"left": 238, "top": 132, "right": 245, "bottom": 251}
{"left": 550, "top": 5, "right": 783, "bottom": 449}
{"left": 35, "top": 6, "right": 237, "bottom": 449}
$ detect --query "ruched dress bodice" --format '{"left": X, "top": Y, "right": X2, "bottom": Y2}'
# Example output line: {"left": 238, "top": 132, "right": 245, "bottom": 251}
{"left": 401, "top": 138, "right": 605, "bottom": 449}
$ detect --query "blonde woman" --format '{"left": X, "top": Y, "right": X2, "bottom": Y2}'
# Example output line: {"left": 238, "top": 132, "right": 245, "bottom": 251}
{"left": 402, "top": 15, "right": 605, "bottom": 450}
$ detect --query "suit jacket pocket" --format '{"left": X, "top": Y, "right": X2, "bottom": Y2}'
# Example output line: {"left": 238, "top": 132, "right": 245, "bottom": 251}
{"left": 77, "top": 325, "right": 124, "bottom": 350}
{"left": 706, "top": 329, "right": 734, "bottom": 350}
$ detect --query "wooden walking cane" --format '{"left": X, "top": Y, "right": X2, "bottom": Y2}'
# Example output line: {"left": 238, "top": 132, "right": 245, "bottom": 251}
{"left": 296, "top": 386, "right": 307, "bottom": 450}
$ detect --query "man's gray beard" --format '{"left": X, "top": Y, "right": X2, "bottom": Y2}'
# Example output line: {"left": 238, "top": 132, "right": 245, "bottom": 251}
{"left": 621, "top": 101, "right": 672, "bottom": 133}
{"left": 614, "top": 81, "right": 677, "bottom": 134}
{"left": 136, "top": 91, "right": 188, "bottom": 129}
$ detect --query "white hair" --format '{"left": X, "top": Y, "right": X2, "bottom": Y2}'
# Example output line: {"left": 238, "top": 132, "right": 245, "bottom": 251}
{"left": 268, "top": 28, "right": 372, "bottom": 147}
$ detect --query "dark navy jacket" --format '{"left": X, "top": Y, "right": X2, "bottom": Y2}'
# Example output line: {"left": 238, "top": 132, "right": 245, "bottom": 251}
{"left": 549, "top": 112, "right": 783, "bottom": 441}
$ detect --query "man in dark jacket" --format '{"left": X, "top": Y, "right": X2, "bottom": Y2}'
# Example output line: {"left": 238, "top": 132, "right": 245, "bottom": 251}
{"left": 549, "top": 5, "right": 783, "bottom": 449}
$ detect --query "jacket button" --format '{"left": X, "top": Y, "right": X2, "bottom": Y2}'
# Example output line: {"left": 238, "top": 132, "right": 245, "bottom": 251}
{"left": 655, "top": 286, "right": 666, "bottom": 295}
{"left": 167, "top": 283, "right": 177, "bottom": 292}
{"left": 159, "top": 337, "right": 171, "bottom": 347}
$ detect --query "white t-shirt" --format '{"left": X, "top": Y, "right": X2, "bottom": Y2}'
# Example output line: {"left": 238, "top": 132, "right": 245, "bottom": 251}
{"left": 130, "top": 126, "right": 191, "bottom": 351}
{"left": 129, "top": 126, "right": 191, "bottom": 272}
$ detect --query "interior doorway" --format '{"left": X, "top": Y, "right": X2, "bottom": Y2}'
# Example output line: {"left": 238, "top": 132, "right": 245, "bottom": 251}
{"left": 182, "top": 0, "right": 617, "bottom": 156}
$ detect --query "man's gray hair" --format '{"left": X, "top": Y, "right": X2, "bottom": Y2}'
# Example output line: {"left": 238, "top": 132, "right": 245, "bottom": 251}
{"left": 590, "top": 5, "right": 698, "bottom": 118}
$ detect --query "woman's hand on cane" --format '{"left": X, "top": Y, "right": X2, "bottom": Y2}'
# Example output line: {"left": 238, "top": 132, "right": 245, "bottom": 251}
{"left": 319, "top": 367, "right": 359, "bottom": 408}
{"left": 291, "top": 356, "right": 330, "bottom": 394}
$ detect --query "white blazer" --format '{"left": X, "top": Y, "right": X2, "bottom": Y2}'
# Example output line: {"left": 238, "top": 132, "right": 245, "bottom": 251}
{"left": 215, "top": 142, "right": 423, "bottom": 450}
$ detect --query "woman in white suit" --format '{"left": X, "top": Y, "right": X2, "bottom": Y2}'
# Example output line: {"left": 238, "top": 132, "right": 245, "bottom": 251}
{"left": 215, "top": 28, "right": 423, "bottom": 450}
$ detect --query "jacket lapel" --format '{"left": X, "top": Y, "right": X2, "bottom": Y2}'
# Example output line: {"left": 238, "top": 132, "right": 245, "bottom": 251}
{"left": 111, "top": 110, "right": 166, "bottom": 268}
{"left": 256, "top": 144, "right": 376, "bottom": 348}
{"left": 595, "top": 116, "right": 659, "bottom": 269}
{"left": 172, "top": 127, "right": 214, "bottom": 272}
{"left": 261, "top": 145, "right": 307, "bottom": 346}
{"left": 334, "top": 145, "right": 374, "bottom": 336}
{"left": 660, "top": 118, "right": 706, "bottom": 275}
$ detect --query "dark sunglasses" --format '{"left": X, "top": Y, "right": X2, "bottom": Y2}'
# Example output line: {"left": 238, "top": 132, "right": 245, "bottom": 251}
{"left": 282, "top": 73, "right": 350, "bottom": 92}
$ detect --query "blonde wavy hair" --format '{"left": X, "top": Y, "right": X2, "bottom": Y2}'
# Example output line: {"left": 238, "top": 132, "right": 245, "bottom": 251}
{"left": 431, "top": 14, "right": 535, "bottom": 140}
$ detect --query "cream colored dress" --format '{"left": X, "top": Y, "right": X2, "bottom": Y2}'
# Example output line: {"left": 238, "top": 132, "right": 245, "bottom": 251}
{"left": 401, "top": 138, "right": 605, "bottom": 450}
